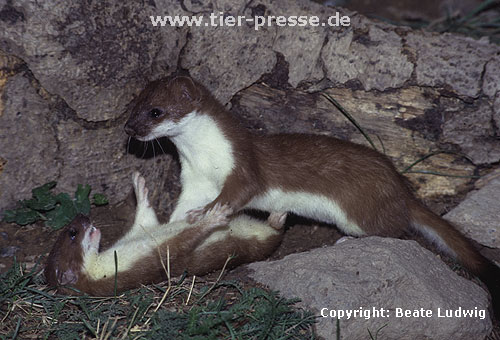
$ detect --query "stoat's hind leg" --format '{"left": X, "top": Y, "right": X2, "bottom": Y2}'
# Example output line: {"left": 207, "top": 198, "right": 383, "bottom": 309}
{"left": 268, "top": 212, "right": 287, "bottom": 230}
{"left": 132, "top": 172, "right": 159, "bottom": 229}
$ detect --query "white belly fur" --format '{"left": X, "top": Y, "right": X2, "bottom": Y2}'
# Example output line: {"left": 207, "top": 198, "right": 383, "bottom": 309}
{"left": 247, "top": 188, "right": 365, "bottom": 236}
{"left": 84, "top": 216, "right": 280, "bottom": 280}
{"left": 196, "top": 214, "right": 281, "bottom": 251}
{"left": 84, "top": 221, "right": 190, "bottom": 280}
{"left": 166, "top": 111, "right": 236, "bottom": 222}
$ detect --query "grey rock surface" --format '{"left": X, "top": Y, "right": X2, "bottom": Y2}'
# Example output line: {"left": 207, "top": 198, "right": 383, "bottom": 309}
{"left": 442, "top": 98, "right": 500, "bottom": 164}
{"left": 181, "top": 22, "right": 276, "bottom": 105}
{"left": 248, "top": 237, "right": 492, "bottom": 340}
{"left": 0, "top": 74, "right": 60, "bottom": 205}
{"left": 495, "top": 95, "right": 500, "bottom": 128}
{"left": 482, "top": 57, "right": 500, "bottom": 98}
{"left": 445, "top": 178, "right": 500, "bottom": 249}
{"left": 406, "top": 33, "right": 496, "bottom": 98}
{"left": 0, "top": 0, "right": 184, "bottom": 122}
{"left": 322, "top": 25, "right": 414, "bottom": 91}
{"left": 266, "top": 0, "right": 328, "bottom": 87}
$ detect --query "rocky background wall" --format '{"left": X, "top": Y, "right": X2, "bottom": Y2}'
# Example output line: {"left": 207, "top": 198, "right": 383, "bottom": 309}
{"left": 1, "top": 0, "right": 499, "bottom": 218}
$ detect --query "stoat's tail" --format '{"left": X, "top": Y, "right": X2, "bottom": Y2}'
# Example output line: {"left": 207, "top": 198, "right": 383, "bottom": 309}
{"left": 409, "top": 200, "right": 500, "bottom": 318}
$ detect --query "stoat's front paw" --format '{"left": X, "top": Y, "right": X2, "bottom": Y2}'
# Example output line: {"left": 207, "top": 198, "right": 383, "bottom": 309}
{"left": 132, "top": 171, "right": 150, "bottom": 206}
{"left": 186, "top": 206, "right": 206, "bottom": 224}
{"left": 268, "top": 212, "right": 287, "bottom": 230}
{"left": 204, "top": 203, "right": 232, "bottom": 228}
{"left": 187, "top": 203, "right": 233, "bottom": 227}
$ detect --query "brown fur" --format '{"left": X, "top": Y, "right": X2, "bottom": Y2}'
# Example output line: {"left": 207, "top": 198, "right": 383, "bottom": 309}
{"left": 45, "top": 215, "right": 89, "bottom": 291}
{"left": 409, "top": 200, "right": 487, "bottom": 275}
{"left": 124, "top": 76, "right": 500, "bottom": 316}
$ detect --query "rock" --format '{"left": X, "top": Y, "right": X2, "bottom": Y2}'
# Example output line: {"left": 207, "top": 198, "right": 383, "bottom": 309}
{"left": 442, "top": 98, "right": 500, "bottom": 164}
{"left": 482, "top": 57, "right": 500, "bottom": 98}
{"left": 445, "top": 178, "right": 500, "bottom": 249}
{"left": 474, "top": 168, "right": 500, "bottom": 190}
{"left": 265, "top": 0, "right": 328, "bottom": 87}
{"left": 494, "top": 95, "right": 500, "bottom": 129}
{"left": 0, "top": 0, "right": 185, "bottom": 121}
{"left": 406, "top": 33, "right": 496, "bottom": 98}
{"left": 0, "top": 245, "right": 20, "bottom": 257}
{"left": 180, "top": 9, "right": 276, "bottom": 104}
{"left": 321, "top": 25, "right": 414, "bottom": 91}
{"left": 0, "top": 74, "right": 60, "bottom": 206}
{"left": 247, "top": 237, "right": 492, "bottom": 340}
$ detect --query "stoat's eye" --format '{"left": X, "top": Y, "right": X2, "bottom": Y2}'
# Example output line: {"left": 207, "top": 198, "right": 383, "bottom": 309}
{"left": 149, "top": 108, "right": 163, "bottom": 118}
{"left": 68, "top": 228, "right": 78, "bottom": 240}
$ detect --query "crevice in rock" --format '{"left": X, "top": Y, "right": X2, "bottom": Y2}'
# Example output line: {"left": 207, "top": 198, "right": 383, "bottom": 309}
{"left": 395, "top": 107, "right": 444, "bottom": 141}
{"left": 0, "top": 1, "right": 25, "bottom": 25}
{"left": 257, "top": 52, "right": 290, "bottom": 90}
{"left": 176, "top": 30, "right": 191, "bottom": 72}
{"left": 20, "top": 67, "right": 127, "bottom": 130}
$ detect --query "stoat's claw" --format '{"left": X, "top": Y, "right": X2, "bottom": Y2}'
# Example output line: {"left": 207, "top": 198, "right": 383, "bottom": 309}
{"left": 132, "top": 171, "right": 141, "bottom": 188}
{"left": 132, "top": 172, "right": 149, "bottom": 206}
{"left": 268, "top": 212, "right": 287, "bottom": 230}
{"left": 204, "top": 203, "right": 232, "bottom": 228}
{"left": 187, "top": 203, "right": 233, "bottom": 228}
{"left": 186, "top": 207, "right": 205, "bottom": 225}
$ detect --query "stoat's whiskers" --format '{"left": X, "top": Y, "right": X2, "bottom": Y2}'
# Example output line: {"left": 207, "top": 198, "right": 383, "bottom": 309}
{"left": 140, "top": 141, "right": 149, "bottom": 159}
{"left": 155, "top": 138, "right": 167, "bottom": 155}
{"left": 126, "top": 136, "right": 131, "bottom": 155}
{"left": 152, "top": 139, "right": 156, "bottom": 160}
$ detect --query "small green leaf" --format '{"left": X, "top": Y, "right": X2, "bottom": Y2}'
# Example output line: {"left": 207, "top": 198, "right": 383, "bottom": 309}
{"left": 74, "top": 184, "right": 91, "bottom": 215}
{"left": 46, "top": 193, "right": 78, "bottom": 230}
{"left": 2, "top": 209, "right": 17, "bottom": 222}
{"left": 23, "top": 196, "right": 57, "bottom": 211}
{"left": 32, "top": 181, "right": 57, "bottom": 199}
{"left": 3, "top": 181, "right": 106, "bottom": 229}
{"left": 92, "top": 193, "right": 108, "bottom": 206}
{"left": 2, "top": 208, "right": 42, "bottom": 225}
{"left": 46, "top": 207, "right": 75, "bottom": 230}
{"left": 20, "top": 181, "right": 59, "bottom": 211}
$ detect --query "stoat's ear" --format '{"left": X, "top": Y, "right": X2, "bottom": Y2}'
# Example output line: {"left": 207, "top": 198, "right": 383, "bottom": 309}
{"left": 57, "top": 268, "right": 78, "bottom": 285}
{"left": 171, "top": 76, "right": 202, "bottom": 103}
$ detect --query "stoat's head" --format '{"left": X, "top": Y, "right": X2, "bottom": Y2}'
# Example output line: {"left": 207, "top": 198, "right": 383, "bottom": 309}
{"left": 124, "top": 76, "right": 204, "bottom": 141}
{"left": 45, "top": 214, "right": 100, "bottom": 290}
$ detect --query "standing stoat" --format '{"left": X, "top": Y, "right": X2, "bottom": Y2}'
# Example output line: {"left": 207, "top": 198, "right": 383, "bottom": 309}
{"left": 124, "top": 76, "right": 500, "bottom": 316}
{"left": 45, "top": 172, "right": 283, "bottom": 296}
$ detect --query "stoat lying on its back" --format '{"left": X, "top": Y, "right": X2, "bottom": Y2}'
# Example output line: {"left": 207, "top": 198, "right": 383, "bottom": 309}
{"left": 45, "top": 172, "right": 284, "bottom": 296}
